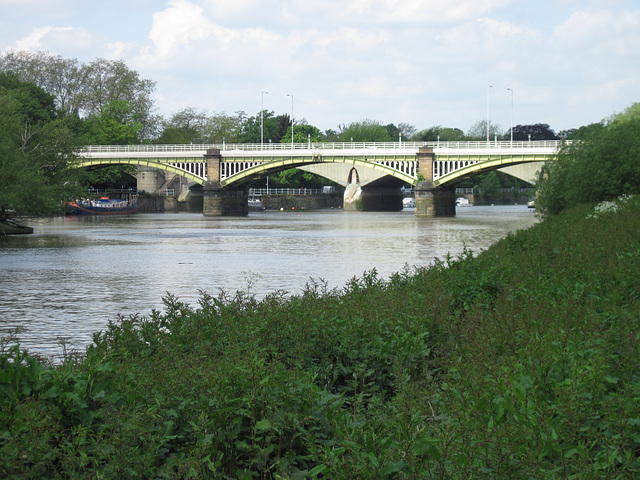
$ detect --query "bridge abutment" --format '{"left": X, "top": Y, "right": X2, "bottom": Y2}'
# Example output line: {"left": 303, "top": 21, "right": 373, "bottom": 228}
{"left": 203, "top": 148, "right": 249, "bottom": 216}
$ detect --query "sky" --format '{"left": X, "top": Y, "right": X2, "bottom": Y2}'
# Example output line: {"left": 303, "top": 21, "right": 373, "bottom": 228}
{"left": 1, "top": 0, "right": 638, "bottom": 135}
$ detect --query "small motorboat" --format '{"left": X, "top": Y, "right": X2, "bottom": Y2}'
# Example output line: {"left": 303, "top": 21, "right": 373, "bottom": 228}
{"left": 402, "top": 197, "right": 415, "bottom": 208}
{"left": 68, "top": 196, "right": 138, "bottom": 215}
{"left": 456, "top": 197, "right": 472, "bottom": 207}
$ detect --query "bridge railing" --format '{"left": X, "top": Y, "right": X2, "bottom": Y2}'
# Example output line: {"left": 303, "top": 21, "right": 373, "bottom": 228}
{"left": 80, "top": 140, "right": 566, "bottom": 153}
{"left": 249, "top": 188, "right": 325, "bottom": 196}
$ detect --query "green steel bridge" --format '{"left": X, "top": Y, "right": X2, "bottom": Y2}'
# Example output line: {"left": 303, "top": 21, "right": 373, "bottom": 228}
{"left": 77, "top": 140, "right": 561, "bottom": 187}
{"left": 76, "top": 141, "right": 562, "bottom": 215}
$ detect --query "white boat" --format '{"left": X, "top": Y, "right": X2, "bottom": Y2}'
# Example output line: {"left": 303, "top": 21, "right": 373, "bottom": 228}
{"left": 456, "top": 197, "right": 472, "bottom": 207}
{"left": 402, "top": 197, "right": 415, "bottom": 208}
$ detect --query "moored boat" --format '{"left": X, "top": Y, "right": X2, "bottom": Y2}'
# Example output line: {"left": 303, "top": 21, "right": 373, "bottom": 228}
{"left": 456, "top": 197, "right": 472, "bottom": 207}
{"left": 402, "top": 197, "right": 415, "bottom": 208}
{"left": 68, "top": 196, "right": 138, "bottom": 215}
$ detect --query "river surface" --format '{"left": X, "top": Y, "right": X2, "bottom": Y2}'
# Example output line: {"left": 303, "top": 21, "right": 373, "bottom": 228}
{"left": 1, "top": 206, "right": 537, "bottom": 360}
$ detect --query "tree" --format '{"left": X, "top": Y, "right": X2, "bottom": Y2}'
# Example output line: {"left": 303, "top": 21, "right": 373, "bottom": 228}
{"left": 0, "top": 73, "right": 82, "bottom": 222}
{"left": 81, "top": 100, "right": 143, "bottom": 145}
{"left": 467, "top": 120, "right": 502, "bottom": 141}
{"left": 339, "top": 119, "right": 391, "bottom": 142}
{"left": 608, "top": 102, "right": 640, "bottom": 124}
{"left": 509, "top": 124, "right": 558, "bottom": 141}
{"left": 478, "top": 171, "right": 501, "bottom": 201}
{"left": 558, "top": 122, "right": 605, "bottom": 140}
{"left": 536, "top": 112, "right": 640, "bottom": 215}
{"left": 0, "top": 51, "right": 159, "bottom": 141}
{"left": 416, "top": 126, "right": 466, "bottom": 142}
{"left": 203, "top": 111, "right": 245, "bottom": 143}
{"left": 281, "top": 123, "right": 322, "bottom": 144}
{"left": 0, "top": 50, "right": 88, "bottom": 116}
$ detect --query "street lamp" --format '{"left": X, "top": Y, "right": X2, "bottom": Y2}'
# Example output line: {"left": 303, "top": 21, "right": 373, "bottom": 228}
{"left": 261, "top": 91, "right": 269, "bottom": 147}
{"left": 286, "top": 93, "right": 294, "bottom": 148}
{"left": 507, "top": 87, "right": 513, "bottom": 146}
{"left": 487, "top": 85, "right": 493, "bottom": 143}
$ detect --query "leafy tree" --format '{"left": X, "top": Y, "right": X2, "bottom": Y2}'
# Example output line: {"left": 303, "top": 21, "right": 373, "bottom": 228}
{"left": 240, "top": 111, "right": 291, "bottom": 144}
{"left": 281, "top": 123, "right": 322, "bottom": 144}
{"left": 416, "top": 126, "right": 466, "bottom": 142}
{"left": 203, "top": 111, "right": 245, "bottom": 143}
{"left": 509, "top": 123, "right": 558, "bottom": 141}
{"left": 478, "top": 171, "right": 501, "bottom": 201}
{"left": 0, "top": 50, "right": 87, "bottom": 116}
{"left": 397, "top": 122, "right": 417, "bottom": 140}
{"left": 0, "top": 73, "right": 82, "bottom": 221}
{"left": 467, "top": 120, "right": 502, "bottom": 141}
{"left": 340, "top": 119, "right": 391, "bottom": 142}
{"left": 558, "top": 122, "right": 606, "bottom": 140}
{"left": 80, "top": 100, "right": 143, "bottom": 145}
{"left": 322, "top": 128, "right": 341, "bottom": 141}
{"left": 536, "top": 114, "right": 640, "bottom": 215}
{"left": 156, "top": 107, "right": 208, "bottom": 144}
{"left": 608, "top": 101, "right": 640, "bottom": 123}
{"left": 0, "top": 51, "right": 158, "bottom": 140}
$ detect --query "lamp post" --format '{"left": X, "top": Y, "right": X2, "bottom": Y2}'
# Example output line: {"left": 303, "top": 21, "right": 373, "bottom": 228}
{"left": 286, "top": 93, "right": 294, "bottom": 148}
{"left": 261, "top": 91, "right": 269, "bottom": 148}
{"left": 507, "top": 87, "right": 513, "bottom": 146}
{"left": 486, "top": 85, "right": 493, "bottom": 143}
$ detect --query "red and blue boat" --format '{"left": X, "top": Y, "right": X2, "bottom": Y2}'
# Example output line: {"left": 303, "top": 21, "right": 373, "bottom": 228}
{"left": 68, "top": 196, "right": 138, "bottom": 215}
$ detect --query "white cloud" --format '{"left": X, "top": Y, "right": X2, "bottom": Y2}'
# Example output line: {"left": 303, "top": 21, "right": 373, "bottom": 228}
{"left": 13, "top": 26, "right": 74, "bottom": 50}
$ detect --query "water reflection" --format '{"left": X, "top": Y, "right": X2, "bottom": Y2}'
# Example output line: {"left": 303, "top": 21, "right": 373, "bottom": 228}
{"left": 1, "top": 207, "right": 537, "bottom": 359}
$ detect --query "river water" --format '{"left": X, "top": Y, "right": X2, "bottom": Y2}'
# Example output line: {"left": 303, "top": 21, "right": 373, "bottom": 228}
{"left": 1, "top": 206, "right": 537, "bottom": 360}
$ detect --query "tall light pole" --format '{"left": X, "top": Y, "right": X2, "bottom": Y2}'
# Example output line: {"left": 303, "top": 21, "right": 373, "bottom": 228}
{"left": 286, "top": 93, "right": 294, "bottom": 148}
{"left": 261, "top": 91, "right": 269, "bottom": 147}
{"left": 507, "top": 87, "right": 513, "bottom": 146}
{"left": 486, "top": 85, "right": 493, "bottom": 143}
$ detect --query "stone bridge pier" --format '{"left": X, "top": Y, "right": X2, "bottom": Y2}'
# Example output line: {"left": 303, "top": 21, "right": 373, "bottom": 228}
{"left": 414, "top": 147, "right": 456, "bottom": 216}
{"left": 203, "top": 149, "right": 249, "bottom": 216}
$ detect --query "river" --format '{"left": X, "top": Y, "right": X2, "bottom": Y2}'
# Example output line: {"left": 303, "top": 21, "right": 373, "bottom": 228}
{"left": 0, "top": 206, "right": 537, "bottom": 360}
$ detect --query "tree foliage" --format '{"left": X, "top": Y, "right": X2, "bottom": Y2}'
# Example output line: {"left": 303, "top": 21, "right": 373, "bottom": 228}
{"left": 339, "top": 119, "right": 391, "bottom": 142}
{"left": 466, "top": 119, "right": 502, "bottom": 141}
{"left": 0, "top": 51, "right": 158, "bottom": 140}
{"left": 536, "top": 113, "right": 640, "bottom": 215}
{"left": 0, "top": 73, "right": 82, "bottom": 221}
{"left": 509, "top": 123, "right": 558, "bottom": 141}
{"left": 415, "top": 125, "right": 466, "bottom": 142}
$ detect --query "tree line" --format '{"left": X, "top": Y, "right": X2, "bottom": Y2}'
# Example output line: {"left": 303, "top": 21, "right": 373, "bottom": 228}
{"left": 1, "top": 50, "right": 573, "bottom": 147}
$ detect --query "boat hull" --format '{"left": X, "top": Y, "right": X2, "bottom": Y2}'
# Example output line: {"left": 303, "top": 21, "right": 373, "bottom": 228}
{"left": 68, "top": 202, "right": 138, "bottom": 215}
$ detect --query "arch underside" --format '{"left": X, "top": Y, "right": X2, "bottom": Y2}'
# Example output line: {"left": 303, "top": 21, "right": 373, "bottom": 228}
{"left": 433, "top": 154, "right": 551, "bottom": 187}
{"left": 220, "top": 157, "right": 416, "bottom": 187}
{"left": 76, "top": 158, "right": 207, "bottom": 185}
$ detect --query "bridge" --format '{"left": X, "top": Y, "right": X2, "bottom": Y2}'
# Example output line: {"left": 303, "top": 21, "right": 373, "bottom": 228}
{"left": 77, "top": 141, "right": 562, "bottom": 216}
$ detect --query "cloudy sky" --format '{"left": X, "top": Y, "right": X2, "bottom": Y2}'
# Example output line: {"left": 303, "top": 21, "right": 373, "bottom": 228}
{"left": 1, "top": 0, "right": 638, "bottom": 135}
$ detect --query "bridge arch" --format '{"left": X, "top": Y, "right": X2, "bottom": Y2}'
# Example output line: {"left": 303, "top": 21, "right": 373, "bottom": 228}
{"left": 221, "top": 157, "right": 415, "bottom": 187}
{"left": 434, "top": 156, "right": 544, "bottom": 187}
{"left": 75, "top": 158, "right": 207, "bottom": 186}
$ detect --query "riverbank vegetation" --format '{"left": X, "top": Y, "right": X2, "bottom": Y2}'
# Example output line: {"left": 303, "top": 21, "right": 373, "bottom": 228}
{"left": 2, "top": 195, "right": 640, "bottom": 477}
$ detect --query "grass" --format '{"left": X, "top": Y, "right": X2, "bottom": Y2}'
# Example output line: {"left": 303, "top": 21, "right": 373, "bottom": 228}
{"left": 2, "top": 195, "right": 640, "bottom": 479}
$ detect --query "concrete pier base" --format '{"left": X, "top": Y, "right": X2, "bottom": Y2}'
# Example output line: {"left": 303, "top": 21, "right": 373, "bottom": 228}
{"left": 414, "top": 182, "right": 456, "bottom": 216}
{"left": 203, "top": 182, "right": 249, "bottom": 216}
